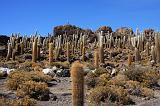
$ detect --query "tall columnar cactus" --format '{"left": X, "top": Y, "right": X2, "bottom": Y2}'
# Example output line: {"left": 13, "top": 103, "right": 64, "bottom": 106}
{"left": 12, "top": 49, "right": 16, "bottom": 61}
{"left": 135, "top": 47, "right": 141, "bottom": 62}
{"left": 99, "top": 32, "right": 104, "bottom": 63}
{"left": 155, "top": 34, "right": 160, "bottom": 63}
{"left": 94, "top": 49, "right": 99, "bottom": 68}
{"left": 118, "top": 38, "right": 121, "bottom": 48}
{"left": 122, "top": 36, "right": 126, "bottom": 49}
{"left": 15, "top": 43, "right": 20, "bottom": 53}
{"left": 151, "top": 45, "right": 156, "bottom": 62}
{"left": 82, "top": 46, "right": 85, "bottom": 61}
{"left": 72, "top": 45, "right": 75, "bottom": 55}
{"left": 42, "top": 38, "right": 45, "bottom": 49}
{"left": 6, "top": 43, "right": 12, "bottom": 61}
{"left": 20, "top": 41, "right": 24, "bottom": 54}
{"left": 32, "top": 38, "right": 37, "bottom": 62}
{"left": 146, "top": 42, "right": 149, "bottom": 56}
{"left": 67, "top": 42, "right": 70, "bottom": 62}
{"left": 128, "top": 53, "right": 132, "bottom": 66}
{"left": 49, "top": 43, "right": 53, "bottom": 65}
{"left": 37, "top": 44, "right": 41, "bottom": 59}
{"left": 71, "top": 61, "right": 84, "bottom": 106}
{"left": 80, "top": 42, "right": 83, "bottom": 55}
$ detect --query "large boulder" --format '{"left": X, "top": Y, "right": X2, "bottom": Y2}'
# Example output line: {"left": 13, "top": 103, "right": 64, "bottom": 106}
{"left": 87, "top": 34, "right": 97, "bottom": 43}
{"left": 96, "top": 26, "right": 112, "bottom": 33}
{"left": 144, "top": 29, "right": 154, "bottom": 35}
{"left": 53, "top": 24, "right": 84, "bottom": 36}
{"left": 0, "top": 35, "right": 9, "bottom": 56}
{"left": 0, "top": 35, "right": 9, "bottom": 46}
{"left": 116, "top": 27, "right": 133, "bottom": 35}
{"left": 144, "top": 29, "right": 154, "bottom": 40}
{"left": 114, "top": 27, "right": 134, "bottom": 39}
{"left": 0, "top": 45, "right": 6, "bottom": 56}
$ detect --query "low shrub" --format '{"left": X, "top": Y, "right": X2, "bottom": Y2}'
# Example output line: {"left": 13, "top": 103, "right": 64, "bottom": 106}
{"left": 94, "top": 68, "right": 108, "bottom": 77}
{"left": 85, "top": 72, "right": 97, "bottom": 89}
{"left": 0, "top": 96, "right": 9, "bottom": 106}
{"left": 6, "top": 70, "right": 52, "bottom": 90}
{"left": 124, "top": 66, "right": 160, "bottom": 88}
{"left": 140, "top": 87, "right": 154, "bottom": 98}
{"left": 124, "top": 80, "right": 142, "bottom": 96}
{"left": 88, "top": 85, "right": 133, "bottom": 105}
{"left": 124, "top": 80, "right": 154, "bottom": 98}
{"left": 16, "top": 81, "right": 50, "bottom": 101}
{"left": 10, "top": 96, "right": 36, "bottom": 106}
{"left": 50, "top": 61, "right": 70, "bottom": 69}
{"left": 6, "top": 71, "right": 31, "bottom": 90}
{"left": 18, "top": 61, "right": 33, "bottom": 72}
{"left": 124, "top": 66, "right": 145, "bottom": 82}
{"left": 97, "top": 73, "right": 110, "bottom": 86}
{"left": 29, "top": 71, "right": 52, "bottom": 83}
{"left": 108, "top": 74, "right": 128, "bottom": 87}
{"left": 141, "top": 70, "right": 160, "bottom": 88}
{"left": 4, "top": 61, "right": 18, "bottom": 69}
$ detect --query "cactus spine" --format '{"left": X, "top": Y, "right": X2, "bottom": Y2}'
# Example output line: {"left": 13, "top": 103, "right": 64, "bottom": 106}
{"left": 71, "top": 61, "right": 84, "bottom": 106}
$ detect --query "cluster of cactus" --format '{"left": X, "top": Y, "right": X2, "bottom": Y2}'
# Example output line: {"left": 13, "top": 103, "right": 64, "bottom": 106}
{"left": 5, "top": 30, "right": 160, "bottom": 67}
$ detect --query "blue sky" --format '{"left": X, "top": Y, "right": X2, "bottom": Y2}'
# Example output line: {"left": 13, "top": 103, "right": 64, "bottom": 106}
{"left": 0, "top": 0, "right": 160, "bottom": 35}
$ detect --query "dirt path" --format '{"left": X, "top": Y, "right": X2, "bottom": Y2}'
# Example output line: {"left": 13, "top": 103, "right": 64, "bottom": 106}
{"left": 37, "top": 77, "right": 72, "bottom": 106}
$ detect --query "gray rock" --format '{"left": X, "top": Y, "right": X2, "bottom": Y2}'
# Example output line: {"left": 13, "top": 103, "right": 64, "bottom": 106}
{"left": 56, "top": 69, "right": 70, "bottom": 77}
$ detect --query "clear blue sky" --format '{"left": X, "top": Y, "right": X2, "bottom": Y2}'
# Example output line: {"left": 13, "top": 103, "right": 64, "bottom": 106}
{"left": 0, "top": 0, "right": 160, "bottom": 35}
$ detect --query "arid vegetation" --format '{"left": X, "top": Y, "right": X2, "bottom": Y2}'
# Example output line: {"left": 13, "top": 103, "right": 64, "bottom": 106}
{"left": 0, "top": 24, "right": 160, "bottom": 106}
